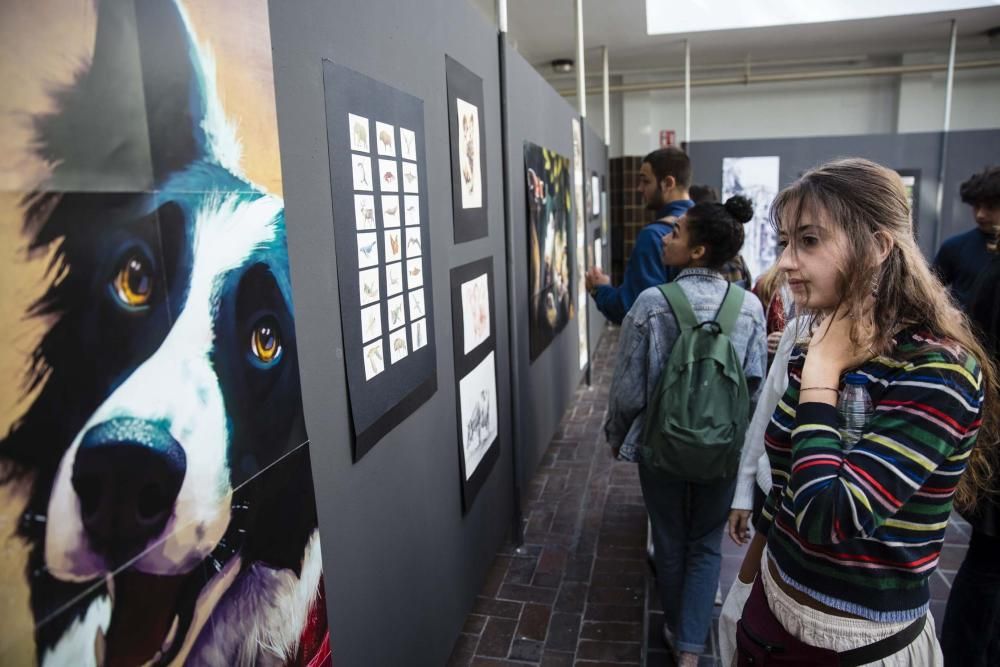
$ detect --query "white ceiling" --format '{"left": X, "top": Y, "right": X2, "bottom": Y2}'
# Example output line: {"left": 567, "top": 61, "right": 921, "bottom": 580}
{"left": 470, "top": 0, "right": 1000, "bottom": 81}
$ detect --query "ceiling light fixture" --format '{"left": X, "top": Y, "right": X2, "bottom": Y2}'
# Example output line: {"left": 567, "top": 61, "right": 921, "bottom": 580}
{"left": 551, "top": 58, "right": 574, "bottom": 74}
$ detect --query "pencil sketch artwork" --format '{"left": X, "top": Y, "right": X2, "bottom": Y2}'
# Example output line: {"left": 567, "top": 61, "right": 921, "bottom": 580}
{"left": 722, "top": 156, "right": 780, "bottom": 279}
{"left": 349, "top": 112, "right": 370, "bottom": 152}
{"left": 379, "top": 158, "right": 398, "bottom": 192}
{"left": 401, "top": 161, "right": 419, "bottom": 194}
{"left": 400, "top": 127, "right": 417, "bottom": 161}
{"left": 386, "top": 262, "right": 403, "bottom": 296}
{"left": 385, "top": 229, "right": 402, "bottom": 263}
{"left": 407, "top": 258, "right": 424, "bottom": 288}
{"left": 405, "top": 228, "right": 422, "bottom": 258}
{"left": 409, "top": 288, "right": 425, "bottom": 319}
{"left": 381, "top": 195, "right": 400, "bottom": 227}
{"left": 461, "top": 273, "right": 490, "bottom": 355}
{"left": 411, "top": 318, "right": 428, "bottom": 351}
{"left": 404, "top": 195, "right": 420, "bottom": 226}
{"left": 387, "top": 295, "right": 406, "bottom": 331}
{"left": 359, "top": 267, "right": 380, "bottom": 306}
{"left": 389, "top": 328, "right": 408, "bottom": 364}
{"left": 357, "top": 232, "right": 379, "bottom": 269}
{"left": 355, "top": 194, "right": 376, "bottom": 230}
{"left": 459, "top": 351, "right": 498, "bottom": 479}
{"left": 363, "top": 339, "right": 385, "bottom": 380}
{"left": 375, "top": 121, "right": 396, "bottom": 156}
{"left": 455, "top": 97, "right": 482, "bottom": 210}
{"left": 361, "top": 304, "right": 382, "bottom": 343}
{"left": 592, "top": 174, "right": 600, "bottom": 217}
{"left": 353, "top": 155, "right": 373, "bottom": 191}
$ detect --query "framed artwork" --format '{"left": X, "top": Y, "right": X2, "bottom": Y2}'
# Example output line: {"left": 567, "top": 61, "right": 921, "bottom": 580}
{"left": 525, "top": 141, "right": 574, "bottom": 361}
{"left": 591, "top": 173, "right": 601, "bottom": 218}
{"left": 571, "top": 120, "right": 588, "bottom": 370}
{"left": 895, "top": 168, "right": 920, "bottom": 228}
{"left": 322, "top": 62, "right": 437, "bottom": 461}
{"left": 446, "top": 55, "right": 489, "bottom": 243}
{"left": 722, "top": 156, "right": 781, "bottom": 280}
{"left": 450, "top": 258, "right": 500, "bottom": 511}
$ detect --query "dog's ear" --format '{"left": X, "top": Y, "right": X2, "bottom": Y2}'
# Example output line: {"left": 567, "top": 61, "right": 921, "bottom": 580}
{"left": 36, "top": 0, "right": 240, "bottom": 191}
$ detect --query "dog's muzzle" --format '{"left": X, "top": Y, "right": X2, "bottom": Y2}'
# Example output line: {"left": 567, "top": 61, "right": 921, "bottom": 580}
{"left": 71, "top": 417, "right": 186, "bottom": 565}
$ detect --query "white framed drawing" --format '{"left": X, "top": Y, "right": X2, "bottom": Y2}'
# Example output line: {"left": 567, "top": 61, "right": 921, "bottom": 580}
{"left": 354, "top": 194, "right": 376, "bottom": 230}
{"left": 359, "top": 267, "right": 380, "bottom": 306}
{"left": 381, "top": 195, "right": 400, "bottom": 228}
{"left": 459, "top": 351, "right": 498, "bottom": 480}
{"left": 385, "top": 261, "right": 403, "bottom": 296}
{"left": 375, "top": 121, "right": 396, "bottom": 156}
{"left": 461, "top": 272, "right": 490, "bottom": 355}
{"left": 722, "top": 156, "right": 781, "bottom": 280}
{"left": 406, "top": 257, "right": 424, "bottom": 289}
{"left": 593, "top": 238, "right": 602, "bottom": 271}
{"left": 361, "top": 303, "right": 382, "bottom": 343}
{"left": 388, "top": 327, "right": 408, "bottom": 364}
{"left": 363, "top": 339, "right": 384, "bottom": 380}
{"left": 404, "top": 195, "right": 420, "bottom": 226}
{"left": 401, "top": 161, "right": 418, "bottom": 193}
{"left": 357, "top": 232, "right": 379, "bottom": 269}
{"left": 405, "top": 228, "right": 422, "bottom": 258}
{"left": 411, "top": 318, "right": 427, "bottom": 351}
{"left": 378, "top": 158, "right": 398, "bottom": 192}
{"left": 408, "top": 288, "right": 425, "bottom": 319}
{"left": 348, "top": 113, "right": 370, "bottom": 153}
{"left": 455, "top": 97, "right": 482, "bottom": 210}
{"left": 591, "top": 174, "right": 600, "bottom": 217}
{"left": 352, "top": 154, "right": 373, "bottom": 191}
{"left": 387, "top": 294, "right": 406, "bottom": 331}
{"left": 400, "top": 127, "right": 416, "bottom": 161}
{"left": 384, "top": 229, "right": 402, "bottom": 263}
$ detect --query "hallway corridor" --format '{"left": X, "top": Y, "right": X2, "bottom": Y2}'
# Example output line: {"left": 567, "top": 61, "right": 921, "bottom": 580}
{"left": 447, "top": 326, "right": 972, "bottom": 666}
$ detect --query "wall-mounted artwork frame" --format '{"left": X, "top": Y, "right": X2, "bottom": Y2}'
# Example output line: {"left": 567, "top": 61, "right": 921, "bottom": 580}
{"left": 450, "top": 257, "right": 500, "bottom": 511}
{"left": 322, "top": 61, "right": 437, "bottom": 461}
{"left": 446, "top": 56, "right": 489, "bottom": 243}
{"left": 895, "top": 168, "right": 921, "bottom": 230}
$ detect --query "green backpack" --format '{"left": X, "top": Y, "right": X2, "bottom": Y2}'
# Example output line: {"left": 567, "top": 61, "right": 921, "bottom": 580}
{"left": 641, "top": 282, "right": 750, "bottom": 482}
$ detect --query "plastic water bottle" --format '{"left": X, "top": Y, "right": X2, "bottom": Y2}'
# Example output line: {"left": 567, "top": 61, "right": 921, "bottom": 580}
{"left": 837, "top": 373, "right": 873, "bottom": 452}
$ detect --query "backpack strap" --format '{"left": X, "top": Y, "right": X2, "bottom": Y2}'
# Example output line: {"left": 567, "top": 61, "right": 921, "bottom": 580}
{"left": 659, "top": 283, "right": 698, "bottom": 330}
{"left": 715, "top": 284, "right": 746, "bottom": 336}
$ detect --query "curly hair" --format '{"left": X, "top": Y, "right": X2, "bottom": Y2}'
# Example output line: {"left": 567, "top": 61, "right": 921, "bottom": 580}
{"left": 960, "top": 166, "right": 1000, "bottom": 208}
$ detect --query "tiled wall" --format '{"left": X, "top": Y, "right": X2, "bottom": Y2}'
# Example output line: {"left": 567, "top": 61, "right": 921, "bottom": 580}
{"left": 608, "top": 157, "right": 645, "bottom": 286}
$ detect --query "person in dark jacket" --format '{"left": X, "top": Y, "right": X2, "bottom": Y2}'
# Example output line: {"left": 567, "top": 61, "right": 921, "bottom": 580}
{"left": 585, "top": 147, "right": 694, "bottom": 324}
{"left": 941, "top": 253, "right": 1000, "bottom": 667}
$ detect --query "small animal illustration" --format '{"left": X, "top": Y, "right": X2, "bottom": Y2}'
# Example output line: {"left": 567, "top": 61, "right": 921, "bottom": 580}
{"left": 366, "top": 345, "right": 383, "bottom": 374}
{"left": 389, "top": 270, "right": 401, "bottom": 287}
{"left": 362, "top": 281, "right": 379, "bottom": 299}
{"left": 385, "top": 204, "right": 398, "bottom": 217}
{"left": 353, "top": 120, "right": 368, "bottom": 150}
{"left": 461, "top": 112, "right": 476, "bottom": 193}
{"left": 364, "top": 313, "right": 379, "bottom": 338}
{"left": 406, "top": 203, "right": 417, "bottom": 213}
{"left": 359, "top": 201, "right": 375, "bottom": 227}
{"left": 409, "top": 265, "right": 421, "bottom": 278}
{"left": 379, "top": 129, "right": 393, "bottom": 152}
{"left": 466, "top": 389, "right": 491, "bottom": 449}
{"left": 389, "top": 233, "right": 400, "bottom": 256}
{"left": 410, "top": 297, "right": 423, "bottom": 317}
{"left": 393, "top": 337, "right": 407, "bottom": 353}
{"left": 383, "top": 171, "right": 395, "bottom": 185}
{"left": 402, "top": 132, "right": 414, "bottom": 156}
{"left": 407, "top": 236, "right": 420, "bottom": 252}
{"left": 390, "top": 304, "right": 403, "bottom": 326}
{"left": 359, "top": 239, "right": 378, "bottom": 259}
{"left": 404, "top": 170, "right": 417, "bottom": 184}
{"left": 414, "top": 325, "right": 423, "bottom": 348}
{"left": 356, "top": 160, "right": 370, "bottom": 186}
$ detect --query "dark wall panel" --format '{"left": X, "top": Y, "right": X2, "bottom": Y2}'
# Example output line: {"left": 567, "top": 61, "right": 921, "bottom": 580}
{"left": 686, "top": 130, "right": 1000, "bottom": 260}
{"left": 503, "top": 42, "right": 587, "bottom": 492}
{"left": 269, "top": 2, "right": 512, "bottom": 665}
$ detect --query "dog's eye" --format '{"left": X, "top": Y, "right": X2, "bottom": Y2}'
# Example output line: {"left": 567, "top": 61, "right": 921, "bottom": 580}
{"left": 250, "top": 317, "right": 282, "bottom": 365}
{"left": 112, "top": 252, "right": 154, "bottom": 309}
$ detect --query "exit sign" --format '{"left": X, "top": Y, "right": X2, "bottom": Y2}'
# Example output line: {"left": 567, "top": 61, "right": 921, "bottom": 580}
{"left": 659, "top": 130, "right": 676, "bottom": 147}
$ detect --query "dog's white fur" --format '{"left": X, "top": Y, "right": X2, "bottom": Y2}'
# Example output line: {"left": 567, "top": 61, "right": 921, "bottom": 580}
{"left": 40, "top": 594, "right": 111, "bottom": 667}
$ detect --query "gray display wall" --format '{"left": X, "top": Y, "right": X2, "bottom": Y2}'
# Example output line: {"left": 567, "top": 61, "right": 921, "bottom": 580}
{"left": 584, "top": 120, "right": 610, "bottom": 356}
{"left": 503, "top": 41, "right": 590, "bottom": 492}
{"left": 269, "top": 2, "right": 513, "bottom": 665}
{"left": 686, "top": 129, "right": 1000, "bottom": 260}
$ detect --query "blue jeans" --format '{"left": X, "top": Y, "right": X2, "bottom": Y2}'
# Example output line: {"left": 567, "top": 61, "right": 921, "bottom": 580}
{"left": 941, "top": 529, "right": 1000, "bottom": 666}
{"left": 639, "top": 464, "right": 735, "bottom": 654}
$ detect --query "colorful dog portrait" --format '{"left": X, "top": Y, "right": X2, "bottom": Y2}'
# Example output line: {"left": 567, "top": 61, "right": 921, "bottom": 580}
{"left": 0, "top": 1, "right": 331, "bottom": 665}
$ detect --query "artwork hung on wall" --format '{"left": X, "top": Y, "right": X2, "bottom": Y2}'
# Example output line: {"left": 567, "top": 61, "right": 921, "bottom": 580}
{"left": 322, "top": 62, "right": 437, "bottom": 461}
{"left": 450, "top": 258, "right": 501, "bottom": 511}
{"left": 722, "top": 156, "right": 781, "bottom": 280}
{"left": 591, "top": 173, "right": 601, "bottom": 218}
{"left": 446, "top": 55, "right": 489, "bottom": 243}
{"left": 594, "top": 230, "right": 603, "bottom": 272}
{"left": 525, "top": 141, "right": 574, "bottom": 361}
{"left": 895, "top": 168, "right": 921, "bottom": 228}
{"left": 571, "top": 120, "right": 588, "bottom": 370}
{"left": 0, "top": 1, "right": 331, "bottom": 665}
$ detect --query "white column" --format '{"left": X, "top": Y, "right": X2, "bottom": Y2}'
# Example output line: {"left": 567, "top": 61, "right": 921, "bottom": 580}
{"left": 933, "top": 19, "right": 958, "bottom": 250}
{"left": 684, "top": 39, "right": 691, "bottom": 144}
{"left": 575, "top": 0, "right": 586, "bottom": 117}
{"left": 496, "top": 0, "right": 507, "bottom": 33}
{"left": 602, "top": 45, "right": 610, "bottom": 142}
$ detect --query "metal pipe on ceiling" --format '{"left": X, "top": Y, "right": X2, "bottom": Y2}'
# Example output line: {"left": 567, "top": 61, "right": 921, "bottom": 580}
{"left": 556, "top": 58, "right": 1000, "bottom": 96}
{"left": 684, "top": 39, "right": 691, "bottom": 143}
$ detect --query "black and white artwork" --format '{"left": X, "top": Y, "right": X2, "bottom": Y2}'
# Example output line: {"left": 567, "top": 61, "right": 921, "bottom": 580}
{"left": 450, "top": 257, "right": 500, "bottom": 511}
{"left": 446, "top": 55, "right": 489, "bottom": 243}
{"left": 323, "top": 61, "right": 436, "bottom": 460}
{"left": 722, "top": 156, "right": 780, "bottom": 280}
{"left": 591, "top": 173, "right": 600, "bottom": 218}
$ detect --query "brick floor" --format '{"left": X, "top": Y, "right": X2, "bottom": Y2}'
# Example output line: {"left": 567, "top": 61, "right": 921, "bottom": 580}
{"left": 449, "top": 326, "right": 973, "bottom": 666}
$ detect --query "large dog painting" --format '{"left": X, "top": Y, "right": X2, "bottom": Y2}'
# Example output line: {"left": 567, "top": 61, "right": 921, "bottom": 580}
{"left": 0, "top": 1, "right": 331, "bottom": 665}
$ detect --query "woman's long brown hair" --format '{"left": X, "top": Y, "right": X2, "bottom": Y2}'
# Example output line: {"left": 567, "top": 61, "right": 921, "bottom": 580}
{"left": 771, "top": 158, "right": 998, "bottom": 511}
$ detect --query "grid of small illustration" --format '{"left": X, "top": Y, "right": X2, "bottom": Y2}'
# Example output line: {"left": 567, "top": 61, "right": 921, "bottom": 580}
{"left": 348, "top": 113, "right": 428, "bottom": 381}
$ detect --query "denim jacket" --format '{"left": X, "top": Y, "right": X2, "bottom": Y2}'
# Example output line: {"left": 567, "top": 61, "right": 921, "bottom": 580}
{"left": 604, "top": 268, "right": 768, "bottom": 462}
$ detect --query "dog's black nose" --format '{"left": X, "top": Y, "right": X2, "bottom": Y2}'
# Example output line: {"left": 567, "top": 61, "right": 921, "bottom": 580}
{"left": 72, "top": 418, "right": 186, "bottom": 562}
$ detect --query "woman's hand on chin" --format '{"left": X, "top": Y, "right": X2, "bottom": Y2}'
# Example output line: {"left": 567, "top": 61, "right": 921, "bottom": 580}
{"left": 803, "top": 310, "right": 872, "bottom": 387}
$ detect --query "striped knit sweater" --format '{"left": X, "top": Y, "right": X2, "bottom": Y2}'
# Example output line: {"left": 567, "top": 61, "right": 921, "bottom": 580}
{"left": 759, "top": 329, "right": 984, "bottom": 622}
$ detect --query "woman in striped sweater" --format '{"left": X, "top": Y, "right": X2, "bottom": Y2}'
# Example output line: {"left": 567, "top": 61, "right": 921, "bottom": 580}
{"left": 735, "top": 158, "right": 999, "bottom": 665}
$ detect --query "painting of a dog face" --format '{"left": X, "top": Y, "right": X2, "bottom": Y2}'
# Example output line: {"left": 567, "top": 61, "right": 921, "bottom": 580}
{"left": 0, "top": 1, "right": 330, "bottom": 665}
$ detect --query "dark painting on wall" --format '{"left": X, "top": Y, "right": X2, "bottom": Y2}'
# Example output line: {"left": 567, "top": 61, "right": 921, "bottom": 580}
{"left": 322, "top": 62, "right": 437, "bottom": 461}
{"left": 450, "top": 258, "right": 500, "bottom": 511}
{"left": 525, "top": 142, "right": 574, "bottom": 361}
{"left": 446, "top": 56, "right": 489, "bottom": 243}
{"left": 0, "top": 1, "right": 331, "bottom": 665}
